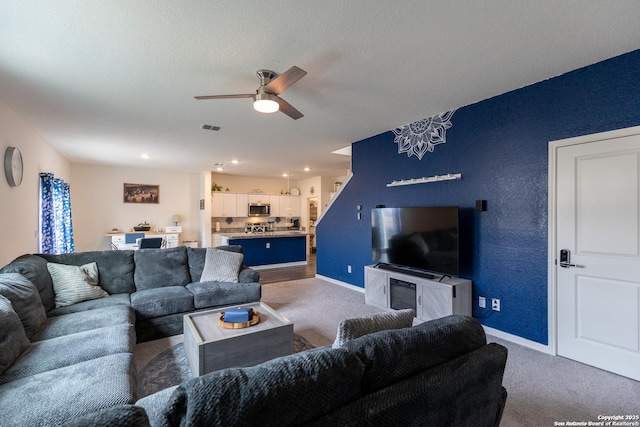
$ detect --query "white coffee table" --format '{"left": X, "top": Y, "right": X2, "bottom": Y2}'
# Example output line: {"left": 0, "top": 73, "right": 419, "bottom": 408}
{"left": 183, "top": 302, "right": 293, "bottom": 376}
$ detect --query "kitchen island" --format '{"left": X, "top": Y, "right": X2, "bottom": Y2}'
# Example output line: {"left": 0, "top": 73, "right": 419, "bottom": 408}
{"left": 214, "top": 231, "right": 308, "bottom": 268}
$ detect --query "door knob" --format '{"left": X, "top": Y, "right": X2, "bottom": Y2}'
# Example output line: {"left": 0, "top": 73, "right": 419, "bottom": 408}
{"left": 559, "top": 249, "right": 579, "bottom": 268}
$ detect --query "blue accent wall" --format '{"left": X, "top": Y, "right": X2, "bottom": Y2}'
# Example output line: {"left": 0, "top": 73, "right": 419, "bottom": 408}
{"left": 316, "top": 49, "right": 640, "bottom": 344}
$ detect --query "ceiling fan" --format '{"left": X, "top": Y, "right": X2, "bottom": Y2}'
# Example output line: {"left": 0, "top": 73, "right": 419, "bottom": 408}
{"left": 195, "top": 66, "right": 307, "bottom": 120}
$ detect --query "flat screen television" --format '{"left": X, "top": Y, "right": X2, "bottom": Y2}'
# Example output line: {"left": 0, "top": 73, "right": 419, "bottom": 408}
{"left": 372, "top": 206, "right": 459, "bottom": 277}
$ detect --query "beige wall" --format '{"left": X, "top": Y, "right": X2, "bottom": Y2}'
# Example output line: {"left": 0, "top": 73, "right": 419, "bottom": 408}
{"left": 211, "top": 173, "right": 290, "bottom": 195}
{"left": 71, "top": 164, "right": 204, "bottom": 251}
{"left": 0, "top": 102, "right": 71, "bottom": 266}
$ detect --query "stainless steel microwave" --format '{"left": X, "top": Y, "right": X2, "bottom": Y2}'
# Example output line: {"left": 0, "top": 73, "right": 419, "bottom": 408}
{"left": 248, "top": 203, "right": 270, "bottom": 217}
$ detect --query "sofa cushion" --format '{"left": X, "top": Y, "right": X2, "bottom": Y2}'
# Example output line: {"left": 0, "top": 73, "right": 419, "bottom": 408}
{"left": 32, "top": 304, "right": 135, "bottom": 341}
{"left": 0, "top": 295, "right": 30, "bottom": 374}
{"left": 130, "top": 286, "right": 195, "bottom": 319}
{"left": 187, "top": 246, "right": 243, "bottom": 282}
{"left": 343, "top": 315, "right": 487, "bottom": 394}
{"left": 200, "top": 247, "right": 244, "bottom": 283}
{"left": 40, "top": 250, "right": 136, "bottom": 294}
{"left": 136, "top": 386, "right": 178, "bottom": 424}
{"left": 47, "top": 293, "right": 131, "bottom": 317}
{"left": 158, "top": 347, "right": 365, "bottom": 427}
{"left": 61, "top": 404, "right": 151, "bottom": 427}
{"left": 0, "top": 273, "right": 47, "bottom": 339}
{"left": 332, "top": 309, "right": 415, "bottom": 348}
{"left": 239, "top": 266, "right": 260, "bottom": 283}
{"left": 135, "top": 313, "right": 187, "bottom": 343}
{"left": 0, "top": 353, "right": 136, "bottom": 427}
{"left": 306, "top": 343, "right": 508, "bottom": 427}
{"left": 134, "top": 247, "right": 191, "bottom": 291}
{"left": 0, "top": 254, "right": 55, "bottom": 311}
{"left": 47, "top": 262, "right": 109, "bottom": 307}
{"left": 0, "top": 323, "right": 135, "bottom": 384}
{"left": 186, "top": 281, "right": 261, "bottom": 309}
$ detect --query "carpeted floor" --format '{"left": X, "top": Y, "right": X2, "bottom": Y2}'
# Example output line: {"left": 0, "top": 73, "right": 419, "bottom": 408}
{"left": 134, "top": 277, "right": 640, "bottom": 425}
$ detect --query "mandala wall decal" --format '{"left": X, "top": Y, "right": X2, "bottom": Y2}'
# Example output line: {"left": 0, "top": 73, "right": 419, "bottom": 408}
{"left": 392, "top": 109, "right": 456, "bottom": 160}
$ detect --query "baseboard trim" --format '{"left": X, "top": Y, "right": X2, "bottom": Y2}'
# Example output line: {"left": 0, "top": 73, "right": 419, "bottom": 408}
{"left": 252, "top": 261, "right": 307, "bottom": 270}
{"left": 482, "top": 325, "right": 550, "bottom": 354}
{"left": 314, "top": 274, "right": 549, "bottom": 353}
{"left": 315, "top": 274, "right": 365, "bottom": 293}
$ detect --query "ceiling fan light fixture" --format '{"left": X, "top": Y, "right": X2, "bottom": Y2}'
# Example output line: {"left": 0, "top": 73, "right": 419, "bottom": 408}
{"left": 253, "top": 93, "right": 279, "bottom": 113}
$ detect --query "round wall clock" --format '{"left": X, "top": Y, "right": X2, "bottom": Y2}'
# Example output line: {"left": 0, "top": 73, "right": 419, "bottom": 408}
{"left": 4, "top": 146, "right": 23, "bottom": 187}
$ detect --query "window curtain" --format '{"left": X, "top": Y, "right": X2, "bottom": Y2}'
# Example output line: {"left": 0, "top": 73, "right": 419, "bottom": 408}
{"left": 39, "top": 173, "right": 75, "bottom": 254}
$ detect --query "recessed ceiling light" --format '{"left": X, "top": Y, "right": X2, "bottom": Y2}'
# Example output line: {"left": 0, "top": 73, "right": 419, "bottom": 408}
{"left": 141, "top": 153, "right": 150, "bottom": 159}
{"left": 304, "top": 167, "right": 310, "bottom": 172}
{"left": 216, "top": 167, "right": 223, "bottom": 171}
{"left": 282, "top": 173, "right": 288, "bottom": 177}
{"left": 232, "top": 160, "right": 239, "bottom": 164}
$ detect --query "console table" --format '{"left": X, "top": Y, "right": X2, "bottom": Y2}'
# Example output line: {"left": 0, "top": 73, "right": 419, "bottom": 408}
{"left": 364, "top": 265, "right": 471, "bottom": 321}
{"left": 106, "top": 231, "right": 180, "bottom": 249}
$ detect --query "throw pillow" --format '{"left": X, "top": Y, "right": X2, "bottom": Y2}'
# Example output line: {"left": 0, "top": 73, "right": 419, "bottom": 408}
{"left": 0, "top": 295, "right": 30, "bottom": 374}
{"left": 200, "top": 248, "right": 244, "bottom": 283}
{"left": 0, "top": 273, "right": 46, "bottom": 339}
{"left": 332, "top": 308, "right": 415, "bottom": 348}
{"left": 46, "top": 262, "right": 109, "bottom": 307}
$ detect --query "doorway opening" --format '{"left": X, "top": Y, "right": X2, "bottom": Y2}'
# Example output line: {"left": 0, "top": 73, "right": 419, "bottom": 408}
{"left": 308, "top": 197, "right": 318, "bottom": 253}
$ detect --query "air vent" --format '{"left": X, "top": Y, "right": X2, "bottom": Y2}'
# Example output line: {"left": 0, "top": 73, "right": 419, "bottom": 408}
{"left": 201, "top": 124, "right": 221, "bottom": 131}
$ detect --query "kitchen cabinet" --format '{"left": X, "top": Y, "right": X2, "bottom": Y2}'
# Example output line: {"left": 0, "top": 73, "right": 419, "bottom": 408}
{"left": 268, "top": 195, "right": 280, "bottom": 216}
{"left": 277, "top": 195, "right": 300, "bottom": 217}
{"left": 236, "top": 194, "right": 248, "bottom": 216}
{"left": 212, "top": 193, "right": 238, "bottom": 217}
{"left": 248, "top": 194, "right": 270, "bottom": 204}
{"left": 210, "top": 192, "right": 301, "bottom": 218}
{"left": 212, "top": 234, "right": 225, "bottom": 247}
{"left": 227, "top": 235, "right": 306, "bottom": 267}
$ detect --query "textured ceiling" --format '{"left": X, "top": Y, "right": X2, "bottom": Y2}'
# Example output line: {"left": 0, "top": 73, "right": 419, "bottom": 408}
{"left": 1, "top": 1, "right": 639, "bottom": 179}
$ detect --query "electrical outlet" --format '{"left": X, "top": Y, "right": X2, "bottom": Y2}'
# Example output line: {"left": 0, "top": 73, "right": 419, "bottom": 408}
{"left": 347, "top": 265, "right": 352, "bottom": 273}
{"left": 479, "top": 296, "right": 486, "bottom": 308}
{"left": 492, "top": 298, "right": 500, "bottom": 311}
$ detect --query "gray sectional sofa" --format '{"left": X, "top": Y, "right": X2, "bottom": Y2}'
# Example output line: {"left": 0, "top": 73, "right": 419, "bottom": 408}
{"left": 67, "top": 315, "right": 509, "bottom": 427}
{"left": 0, "top": 245, "right": 261, "bottom": 427}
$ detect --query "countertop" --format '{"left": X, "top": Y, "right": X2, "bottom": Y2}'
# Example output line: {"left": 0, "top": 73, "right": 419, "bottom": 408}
{"left": 216, "top": 231, "right": 308, "bottom": 239}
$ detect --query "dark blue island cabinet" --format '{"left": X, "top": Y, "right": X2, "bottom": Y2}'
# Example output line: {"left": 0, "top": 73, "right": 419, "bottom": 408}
{"left": 227, "top": 235, "right": 307, "bottom": 267}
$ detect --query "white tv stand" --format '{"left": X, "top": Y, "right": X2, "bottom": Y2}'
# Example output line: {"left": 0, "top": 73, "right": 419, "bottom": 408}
{"left": 364, "top": 265, "right": 471, "bottom": 321}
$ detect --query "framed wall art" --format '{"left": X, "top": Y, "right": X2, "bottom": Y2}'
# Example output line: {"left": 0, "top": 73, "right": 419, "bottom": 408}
{"left": 123, "top": 183, "right": 159, "bottom": 204}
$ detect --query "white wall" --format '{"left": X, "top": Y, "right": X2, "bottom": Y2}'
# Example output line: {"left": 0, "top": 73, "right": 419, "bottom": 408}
{"left": 0, "top": 103, "right": 348, "bottom": 264}
{"left": 0, "top": 102, "right": 71, "bottom": 266}
{"left": 71, "top": 164, "right": 203, "bottom": 251}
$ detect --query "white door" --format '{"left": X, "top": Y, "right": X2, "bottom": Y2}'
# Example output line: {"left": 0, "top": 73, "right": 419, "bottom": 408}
{"left": 556, "top": 131, "right": 640, "bottom": 380}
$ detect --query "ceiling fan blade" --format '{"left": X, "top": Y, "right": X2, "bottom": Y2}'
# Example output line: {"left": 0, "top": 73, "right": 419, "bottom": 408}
{"left": 194, "top": 94, "right": 254, "bottom": 100}
{"left": 277, "top": 97, "right": 304, "bottom": 120}
{"left": 264, "top": 66, "right": 307, "bottom": 95}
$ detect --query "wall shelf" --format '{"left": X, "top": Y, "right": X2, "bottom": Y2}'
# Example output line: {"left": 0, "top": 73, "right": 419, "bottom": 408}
{"left": 386, "top": 173, "right": 462, "bottom": 187}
